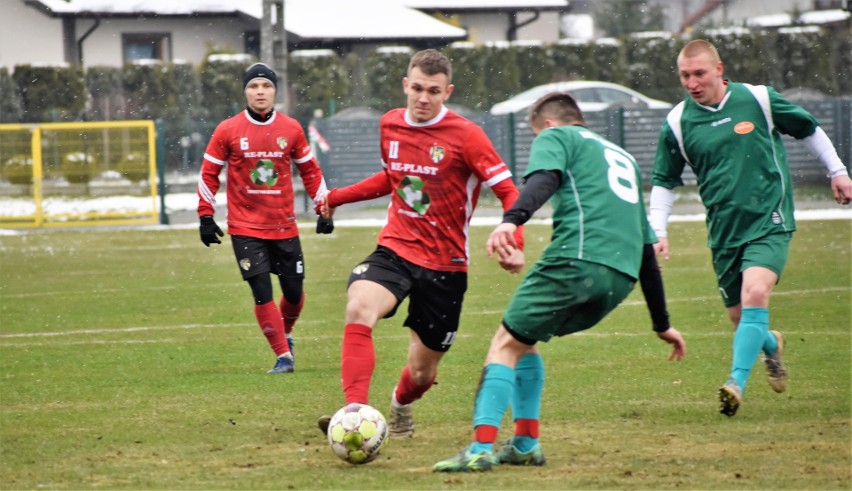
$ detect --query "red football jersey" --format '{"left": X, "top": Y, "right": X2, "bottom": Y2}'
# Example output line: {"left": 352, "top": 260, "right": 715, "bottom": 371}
{"left": 198, "top": 110, "right": 327, "bottom": 239}
{"left": 375, "top": 106, "right": 515, "bottom": 272}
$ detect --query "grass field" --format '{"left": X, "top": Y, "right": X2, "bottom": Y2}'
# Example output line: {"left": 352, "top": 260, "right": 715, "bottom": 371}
{"left": 1, "top": 219, "right": 850, "bottom": 490}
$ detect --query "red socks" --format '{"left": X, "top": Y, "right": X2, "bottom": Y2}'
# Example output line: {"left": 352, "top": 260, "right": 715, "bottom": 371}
{"left": 341, "top": 323, "right": 375, "bottom": 404}
{"left": 255, "top": 301, "right": 289, "bottom": 356}
{"left": 474, "top": 425, "right": 499, "bottom": 444}
{"left": 514, "top": 418, "right": 539, "bottom": 438}
{"left": 279, "top": 293, "right": 305, "bottom": 334}
{"left": 394, "top": 364, "right": 435, "bottom": 406}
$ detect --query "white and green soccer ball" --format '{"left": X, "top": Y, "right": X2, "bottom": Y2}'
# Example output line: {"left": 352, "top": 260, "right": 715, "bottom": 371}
{"left": 327, "top": 403, "right": 388, "bottom": 465}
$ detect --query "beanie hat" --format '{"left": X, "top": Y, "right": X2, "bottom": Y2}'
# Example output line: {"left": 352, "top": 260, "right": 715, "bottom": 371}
{"left": 243, "top": 62, "right": 278, "bottom": 90}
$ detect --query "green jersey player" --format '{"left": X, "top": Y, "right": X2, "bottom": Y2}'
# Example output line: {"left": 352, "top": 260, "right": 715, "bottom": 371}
{"left": 434, "top": 92, "right": 686, "bottom": 473}
{"left": 650, "top": 40, "right": 852, "bottom": 417}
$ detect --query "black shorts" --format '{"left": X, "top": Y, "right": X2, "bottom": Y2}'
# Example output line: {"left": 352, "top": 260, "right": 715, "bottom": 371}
{"left": 231, "top": 235, "right": 305, "bottom": 281}
{"left": 348, "top": 246, "right": 467, "bottom": 352}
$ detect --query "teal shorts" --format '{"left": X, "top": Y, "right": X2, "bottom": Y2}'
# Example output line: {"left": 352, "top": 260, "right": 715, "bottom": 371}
{"left": 711, "top": 232, "right": 791, "bottom": 308}
{"left": 502, "top": 257, "right": 636, "bottom": 343}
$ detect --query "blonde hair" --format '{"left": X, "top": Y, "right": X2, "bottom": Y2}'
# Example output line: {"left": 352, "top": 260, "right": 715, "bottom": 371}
{"left": 678, "top": 39, "right": 721, "bottom": 64}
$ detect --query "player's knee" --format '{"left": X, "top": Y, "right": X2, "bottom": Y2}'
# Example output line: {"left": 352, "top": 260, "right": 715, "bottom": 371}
{"left": 408, "top": 365, "right": 437, "bottom": 386}
{"left": 344, "top": 297, "right": 380, "bottom": 326}
{"left": 742, "top": 284, "right": 771, "bottom": 307}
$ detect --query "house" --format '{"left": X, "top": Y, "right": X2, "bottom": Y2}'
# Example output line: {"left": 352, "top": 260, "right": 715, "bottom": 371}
{"left": 0, "top": 0, "right": 466, "bottom": 69}
{"left": 567, "top": 0, "right": 849, "bottom": 35}
{"left": 400, "top": 0, "right": 571, "bottom": 42}
{"left": 0, "top": 0, "right": 571, "bottom": 70}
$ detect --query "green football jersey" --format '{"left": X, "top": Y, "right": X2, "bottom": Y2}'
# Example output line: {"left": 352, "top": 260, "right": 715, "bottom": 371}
{"left": 525, "top": 125, "right": 649, "bottom": 279}
{"left": 652, "top": 81, "right": 819, "bottom": 249}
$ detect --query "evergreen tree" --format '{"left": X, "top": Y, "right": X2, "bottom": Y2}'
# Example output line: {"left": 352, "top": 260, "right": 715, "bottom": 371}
{"left": 595, "top": 0, "right": 666, "bottom": 38}
{"left": 364, "top": 47, "right": 412, "bottom": 113}
{"left": 0, "top": 67, "right": 23, "bottom": 123}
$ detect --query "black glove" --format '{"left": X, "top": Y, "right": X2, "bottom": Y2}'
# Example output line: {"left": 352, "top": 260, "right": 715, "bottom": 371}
{"left": 316, "top": 215, "right": 335, "bottom": 234}
{"left": 200, "top": 215, "right": 224, "bottom": 246}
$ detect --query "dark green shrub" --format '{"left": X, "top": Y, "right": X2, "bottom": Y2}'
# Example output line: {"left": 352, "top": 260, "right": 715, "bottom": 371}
{"left": 200, "top": 54, "right": 253, "bottom": 121}
{"left": 12, "top": 65, "right": 86, "bottom": 123}
{"left": 590, "top": 39, "right": 626, "bottom": 84}
{"left": 289, "top": 49, "right": 350, "bottom": 121}
{"left": 481, "top": 42, "right": 521, "bottom": 108}
{"left": 3, "top": 154, "right": 32, "bottom": 185}
{"left": 0, "top": 67, "right": 23, "bottom": 123}
{"left": 364, "top": 47, "right": 412, "bottom": 113}
{"left": 444, "top": 42, "right": 489, "bottom": 111}
{"left": 770, "top": 26, "right": 836, "bottom": 95}
{"left": 123, "top": 61, "right": 176, "bottom": 120}
{"left": 86, "top": 66, "right": 124, "bottom": 121}
{"left": 551, "top": 39, "right": 599, "bottom": 81}
{"left": 60, "top": 151, "right": 97, "bottom": 184}
{"left": 701, "top": 27, "right": 770, "bottom": 85}
{"left": 117, "top": 151, "right": 149, "bottom": 183}
{"left": 624, "top": 32, "right": 679, "bottom": 101}
{"left": 512, "top": 41, "right": 554, "bottom": 90}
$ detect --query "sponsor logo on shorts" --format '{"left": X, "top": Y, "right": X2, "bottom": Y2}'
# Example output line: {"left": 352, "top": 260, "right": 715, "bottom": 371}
{"left": 771, "top": 211, "right": 781, "bottom": 224}
{"left": 352, "top": 264, "right": 369, "bottom": 274}
{"left": 240, "top": 258, "right": 252, "bottom": 271}
{"left": 734, "top": 121, "right": 755, "bottom": 134}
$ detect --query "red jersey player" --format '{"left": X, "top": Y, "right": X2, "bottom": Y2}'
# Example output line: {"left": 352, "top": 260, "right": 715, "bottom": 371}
{"left": 316, "top": 49, "right": 525, "bottom": 438}
{"left": 197, "top": 63, "right": 329, "bottom": 374}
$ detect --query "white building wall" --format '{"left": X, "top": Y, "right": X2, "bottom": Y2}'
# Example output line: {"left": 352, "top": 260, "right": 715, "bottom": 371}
{"left": 457, "top": 11, "right": 563, "bottom": 43}
{"left": 0, "top": 2, "right": 65, "bottom": 69}
{"left": 517, "top": 11, "right": 564, "bottom": 42}
{"left": 78, "top": 17, "right": 255, "bottom": 67}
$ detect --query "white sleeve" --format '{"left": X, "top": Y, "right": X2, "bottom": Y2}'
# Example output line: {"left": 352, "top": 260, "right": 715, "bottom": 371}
{"left": 804, "top": 127, "right": 848, "bottom": 179}
{"left": 649, "top": 186, "right": 675, "bottom": 238}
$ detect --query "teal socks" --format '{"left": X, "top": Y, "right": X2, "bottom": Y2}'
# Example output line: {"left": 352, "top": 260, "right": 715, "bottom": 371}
{"left": 473, "top": 363, "right": 514, "bottom": 429}
{"left": 471, "top": 363, "right": 515, "bottom": 454}
{"left": 730, "top": 307, "right": 770, "bottom": 393}
{"left": 511, "top": 354, "right": 544, "bottom": 452}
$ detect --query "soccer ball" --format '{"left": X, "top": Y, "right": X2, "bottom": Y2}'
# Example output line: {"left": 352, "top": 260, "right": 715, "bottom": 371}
{"left": 327, "top": 403, "right": 388, "bottom": 464}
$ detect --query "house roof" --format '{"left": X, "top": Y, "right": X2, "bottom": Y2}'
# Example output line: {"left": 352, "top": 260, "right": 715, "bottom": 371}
{"left": 401, "top": 0, "right": 569, "bottom": 10}
{"left": 25, "top": 0, "right": 468, "bottom": 40}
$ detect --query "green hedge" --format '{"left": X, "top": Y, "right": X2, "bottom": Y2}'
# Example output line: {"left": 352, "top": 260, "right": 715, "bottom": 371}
{"left": 289, "top": 49, "right": 350, "bottom": 121}
{"left": 444, "top": 42, "right": 489, "bottom": 111}
{"left": 481, "top": 42, "right": 521, "bottom": 108}
{"left": 12, "top": 64, "right": 86, "bottom": 122}
{"left": 4, "top": 26, "right": 849, "bottom": 150}
{"left": 624, "top": 32, "right": 680, "bottom": 102}
{"left": 364, "top": 47, "right": 412, "bottom": 113}
{"left": 0, "top": 67, "right": 23, "bottom": 123}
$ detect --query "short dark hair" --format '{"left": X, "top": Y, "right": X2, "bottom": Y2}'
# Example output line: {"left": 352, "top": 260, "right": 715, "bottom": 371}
{"left": 528, "top": 92, "right": 585, "bottom": 128}
{"left": 408, "top": 49, "right": 452, "bottom": 82}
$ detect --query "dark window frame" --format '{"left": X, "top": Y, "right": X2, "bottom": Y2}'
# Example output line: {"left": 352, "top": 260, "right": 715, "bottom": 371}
{"left": 122, "top": 32, "right": 172, "bottom": 64}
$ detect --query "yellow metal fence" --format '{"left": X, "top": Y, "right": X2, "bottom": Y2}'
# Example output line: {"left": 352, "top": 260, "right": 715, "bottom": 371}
{"left": 0, "top": 120, "right": 158, "bottom": 228}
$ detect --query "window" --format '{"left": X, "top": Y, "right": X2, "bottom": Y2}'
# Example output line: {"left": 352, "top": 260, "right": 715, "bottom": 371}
{"left": 244, "top": 30, "right": 260, "bottom": 58}
{"left": 122, "top": 33, "right": 172, "bottom": 64}
{"left": 570, "top": 88, "right": 600, "bottom": 103}
{"left": 595, "top": 88, "right": 634, "bottom": 105}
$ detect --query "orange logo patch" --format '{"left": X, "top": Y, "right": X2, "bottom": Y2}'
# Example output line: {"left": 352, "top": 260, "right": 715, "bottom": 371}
{"left": 734, "top": 121, "right": 754, "bottom": 134}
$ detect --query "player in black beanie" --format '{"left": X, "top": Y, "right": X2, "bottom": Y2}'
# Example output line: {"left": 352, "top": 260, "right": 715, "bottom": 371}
{"left": 243, "top": 62, "right": 278, "bottom": 90}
